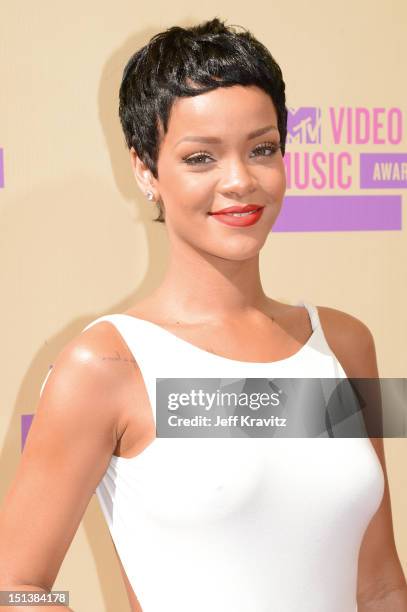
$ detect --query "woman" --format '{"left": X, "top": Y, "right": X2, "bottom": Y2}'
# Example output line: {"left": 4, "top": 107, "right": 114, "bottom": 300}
{"left": 0, "top": 17, "right": 406, "bottom": 612}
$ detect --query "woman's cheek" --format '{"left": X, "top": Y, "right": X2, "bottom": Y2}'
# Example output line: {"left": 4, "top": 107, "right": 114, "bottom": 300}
{"left": 179, "top": 179, "right": 214, "bottom": 213}
{"left": 264, "top": 166, "right": 286, "bottom": 201}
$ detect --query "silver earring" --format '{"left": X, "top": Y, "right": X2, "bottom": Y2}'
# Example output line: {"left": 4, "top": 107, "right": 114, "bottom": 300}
{"left": 146, "top": 190, "right": 154, "bottom": 201}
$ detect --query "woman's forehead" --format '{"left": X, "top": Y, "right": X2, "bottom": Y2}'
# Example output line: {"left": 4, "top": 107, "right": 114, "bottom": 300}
{"left": 165, "top": 86, "right": 278, "bottom": 143}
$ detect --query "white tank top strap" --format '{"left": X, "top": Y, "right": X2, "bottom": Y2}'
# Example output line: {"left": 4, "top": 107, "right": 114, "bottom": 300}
{"left": 81, "top": 314, "right": 118, "bottom": 333}
{"left": 295, "top": 298, "right": 321, "bottom": 333}
{"left": 39, "top": 366, "right": 53, "bottom": 398}
{"left": 296, "top": 298, "right": 348, "bottom": 379}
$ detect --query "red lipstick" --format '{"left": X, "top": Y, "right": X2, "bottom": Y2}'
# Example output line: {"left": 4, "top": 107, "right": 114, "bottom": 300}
{"left": 208, "top": 204, "right": 264, "bottom": 227}
{"left": 209, "top": 204, "right": 263, "bottom": 215}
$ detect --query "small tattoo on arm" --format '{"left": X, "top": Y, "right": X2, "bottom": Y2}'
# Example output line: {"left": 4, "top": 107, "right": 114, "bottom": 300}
{"left": 101, "top": 351, "right": 138, "bottom": 368}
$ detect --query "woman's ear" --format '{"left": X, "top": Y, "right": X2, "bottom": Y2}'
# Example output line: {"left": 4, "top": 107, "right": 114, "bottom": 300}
{"left": 129, "top": 147, "right": 158, "bottom": 201}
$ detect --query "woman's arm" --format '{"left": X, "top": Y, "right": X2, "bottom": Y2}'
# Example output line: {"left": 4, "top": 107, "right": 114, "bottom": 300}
{"left": 352, "top": 328, "right": 407, "bottom": 610}
{"left": 0, "top": 323, "right": 129, "bottom": 611}
{"left": 319, "top": 307, "right": 407, "bottom": 611}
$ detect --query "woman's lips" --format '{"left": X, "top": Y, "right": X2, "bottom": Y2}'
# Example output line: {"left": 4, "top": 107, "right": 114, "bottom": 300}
{"left": 208, "top": 207, "right": 264, "bottom": 227}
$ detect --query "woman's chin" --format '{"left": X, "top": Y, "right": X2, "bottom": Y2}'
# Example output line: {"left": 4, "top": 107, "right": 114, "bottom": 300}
{"left": 208, "top": 239, "right": 266, "bottom": 261}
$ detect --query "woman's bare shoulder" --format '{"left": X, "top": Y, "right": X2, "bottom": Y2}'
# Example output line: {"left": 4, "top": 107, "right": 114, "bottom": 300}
{"left": 316, "top": 304, "right": 377, "bottom": 378}
{"left": 316, "top": 304, "right": 374, "bottom": 342}
{"left": 39, "top": 319, "right": 142, "bottom": 445}
{"left": 44, "top": 318, "right": 139, "bottom": 392}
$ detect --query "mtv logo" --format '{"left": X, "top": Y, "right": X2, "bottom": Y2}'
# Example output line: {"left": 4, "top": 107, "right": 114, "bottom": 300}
{"left": 287, "top": 107, "right": 321, "bottom": 144}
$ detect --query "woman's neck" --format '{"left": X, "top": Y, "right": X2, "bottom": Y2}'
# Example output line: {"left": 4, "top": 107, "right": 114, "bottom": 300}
{"left": 149, "top": 248, "right": 270, "bottom": 324}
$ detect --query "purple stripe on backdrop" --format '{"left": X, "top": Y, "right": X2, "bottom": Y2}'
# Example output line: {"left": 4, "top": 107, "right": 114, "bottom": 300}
{"left": 21, "top": 414, "right": 34, "bottom": 451}
{"left": 360, "top": 153, "right": 407, "bottom": 188}
{"left": 0, "top": 148, "right": 4, "bottom": 188}
{"left": 272, "top": 195, "right": 402, "bottom": 232}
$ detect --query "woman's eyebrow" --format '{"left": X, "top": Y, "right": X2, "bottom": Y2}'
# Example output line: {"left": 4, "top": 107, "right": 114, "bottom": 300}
{"left": 174, "top": 124, "right": 279, "bottom": 147}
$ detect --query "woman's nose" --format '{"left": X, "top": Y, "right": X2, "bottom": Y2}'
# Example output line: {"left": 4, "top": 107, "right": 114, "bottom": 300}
{"left": 218, "top": 158, "right": 257, "bottom": 197}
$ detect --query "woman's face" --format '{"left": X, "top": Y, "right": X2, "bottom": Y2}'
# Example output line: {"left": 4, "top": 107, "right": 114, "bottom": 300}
{"left": 141, "top": 85, "right": 286, "bottom": 261}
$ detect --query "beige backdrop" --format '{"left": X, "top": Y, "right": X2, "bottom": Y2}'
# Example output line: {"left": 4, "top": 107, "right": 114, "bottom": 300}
{"left": 0, "top": 1, "right": 406, "bottom": 610}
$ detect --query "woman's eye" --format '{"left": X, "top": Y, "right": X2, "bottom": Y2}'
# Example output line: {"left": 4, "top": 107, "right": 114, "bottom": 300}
{"left": 182, "top": 152, "right": 213, "bottom": 165}
{"left": 251, "top": 142, "right": 281, "bottom": 157}
{"left": 182, "top": 142, "right": 281, "bottom": 166}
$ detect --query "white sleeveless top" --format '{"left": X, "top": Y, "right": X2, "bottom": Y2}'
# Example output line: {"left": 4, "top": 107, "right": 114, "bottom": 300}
{"left": 66, "top": 300, "right": 383, "bottom": 611}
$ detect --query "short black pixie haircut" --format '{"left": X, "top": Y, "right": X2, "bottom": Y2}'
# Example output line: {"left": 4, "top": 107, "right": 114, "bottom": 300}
{"left": 119, "top": 17, "right": 288, "bottom": 223}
